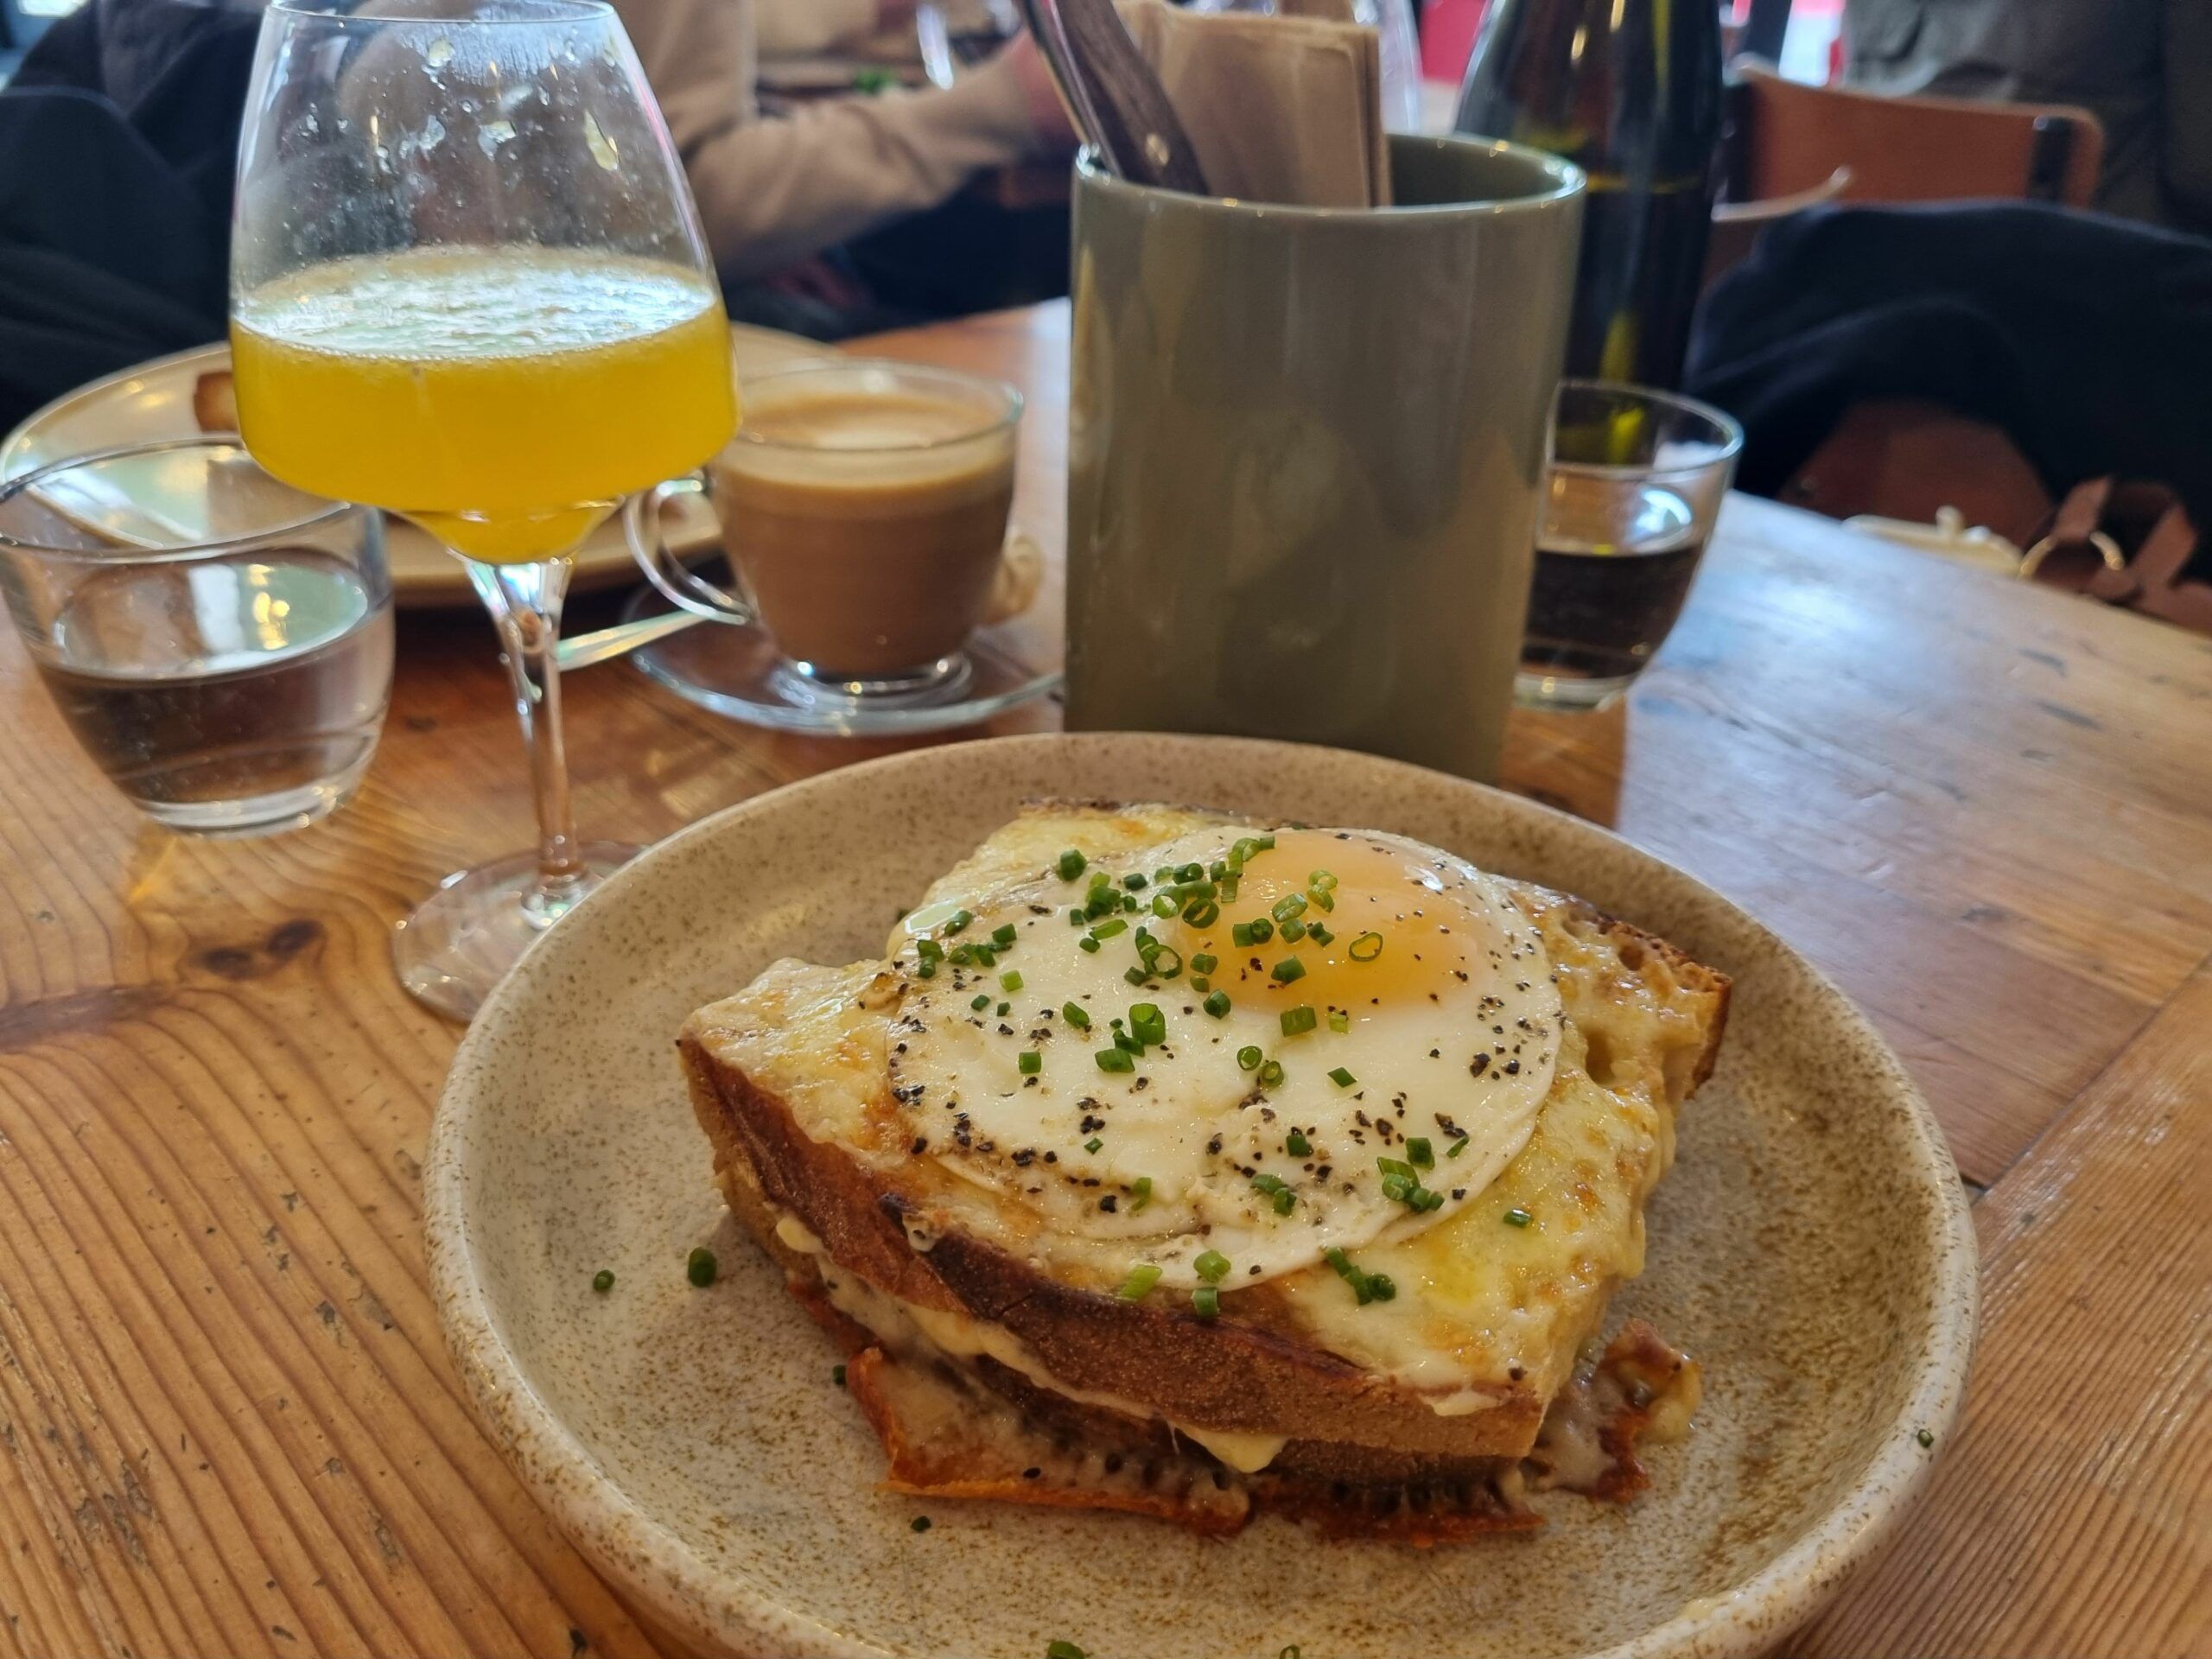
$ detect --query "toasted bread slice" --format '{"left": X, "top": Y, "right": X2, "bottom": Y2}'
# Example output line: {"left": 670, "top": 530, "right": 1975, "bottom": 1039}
{"left": 682, "top": 801, "right": 1727, "bottom": 1517}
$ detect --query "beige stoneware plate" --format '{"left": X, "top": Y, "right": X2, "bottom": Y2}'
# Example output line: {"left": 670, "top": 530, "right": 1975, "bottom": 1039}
{"left": 0, "top": 325, "right": 831, "bottom": 607}
{"left": 426, "top": 734, "right": 1976, "bottom": 1659}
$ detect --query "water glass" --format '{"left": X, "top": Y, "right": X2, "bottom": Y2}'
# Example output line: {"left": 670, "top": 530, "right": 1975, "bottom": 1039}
{"left": 0, "top": 438, "right": 392, "bottom": 836}
{"left": 1516, "top": 381, "right": 1743, "bottom": 711}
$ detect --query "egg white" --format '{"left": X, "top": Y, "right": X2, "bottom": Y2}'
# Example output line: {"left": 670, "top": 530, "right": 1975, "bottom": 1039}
{"left": 887, "top": 826, "right": 1561, "bottom": 1287}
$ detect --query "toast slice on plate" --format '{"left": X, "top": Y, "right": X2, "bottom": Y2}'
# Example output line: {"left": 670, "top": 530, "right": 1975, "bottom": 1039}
{"left": 681, "top": 803, "right": 1727, "bottom": 1538}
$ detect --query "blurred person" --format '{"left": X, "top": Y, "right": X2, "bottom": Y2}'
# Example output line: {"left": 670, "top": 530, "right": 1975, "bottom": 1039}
{"left": 610, "top": 0, "right": 1076, "bottom": 289}
{"left": 1844, "top": 0, "right": 2212, "bottom": 237}
{"left": 754, "top": 0, "right": 916, "bottom": 58}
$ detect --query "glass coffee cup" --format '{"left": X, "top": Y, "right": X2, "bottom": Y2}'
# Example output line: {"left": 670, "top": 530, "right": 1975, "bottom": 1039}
{"left": 626, "top": 360, "right": 1022, "bottom": 708}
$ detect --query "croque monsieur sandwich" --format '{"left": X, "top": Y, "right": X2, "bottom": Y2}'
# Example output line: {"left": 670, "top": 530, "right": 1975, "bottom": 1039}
{"left": 680, "top": 804, "right": 1727, "bottom": 1540}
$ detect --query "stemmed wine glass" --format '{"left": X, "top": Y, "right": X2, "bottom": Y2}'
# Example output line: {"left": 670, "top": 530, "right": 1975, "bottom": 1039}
{"left": 231, "top": 0, "right": 738, "bottom": 1019}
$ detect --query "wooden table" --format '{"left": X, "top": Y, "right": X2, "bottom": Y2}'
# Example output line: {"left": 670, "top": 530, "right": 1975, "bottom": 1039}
{"left": 0, "top": 302, "right": 2205, "bottom": 1659}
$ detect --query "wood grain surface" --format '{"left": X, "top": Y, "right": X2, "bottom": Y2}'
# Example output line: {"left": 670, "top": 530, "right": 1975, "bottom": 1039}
{"left": 0, "top": 302, "right": 2206, "bottom": 1659}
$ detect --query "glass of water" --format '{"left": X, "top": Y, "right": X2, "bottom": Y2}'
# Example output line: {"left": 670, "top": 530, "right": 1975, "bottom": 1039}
{"left": 0, "top": 438, "right": 393, "bottom": 836}
{"left": 1516, "top": 381, "right": 1743, "bottom": 712}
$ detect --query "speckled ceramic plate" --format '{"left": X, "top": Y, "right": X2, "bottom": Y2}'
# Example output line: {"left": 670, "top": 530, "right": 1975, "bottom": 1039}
{"left": 426, "top": 734, "right": 1976, "bottom": 1659}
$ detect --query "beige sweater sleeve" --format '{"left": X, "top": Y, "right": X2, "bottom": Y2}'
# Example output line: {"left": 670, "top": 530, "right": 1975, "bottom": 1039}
{"left": 753, "top": 0, "right": 880, "bottom": 58}
{"left": 611, "top": 0, "right": 1051, "bottom": 283}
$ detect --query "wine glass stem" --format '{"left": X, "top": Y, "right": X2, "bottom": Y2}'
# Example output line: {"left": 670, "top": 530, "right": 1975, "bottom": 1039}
{"left": 469, "top": 557, "right": 587, "bottom": 927}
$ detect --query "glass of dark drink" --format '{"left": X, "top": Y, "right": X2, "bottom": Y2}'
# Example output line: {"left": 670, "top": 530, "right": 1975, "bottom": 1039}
{"left": 0, "top": 438, "right": 392, "bottom": 836}
{"left": 1516, "top": 380, "right": 1742, "bottom": 712}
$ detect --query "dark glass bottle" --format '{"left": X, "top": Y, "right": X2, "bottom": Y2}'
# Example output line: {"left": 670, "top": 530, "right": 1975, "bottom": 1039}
{"left": 1456, "top": 0, "right": 1725, "bottom": 389}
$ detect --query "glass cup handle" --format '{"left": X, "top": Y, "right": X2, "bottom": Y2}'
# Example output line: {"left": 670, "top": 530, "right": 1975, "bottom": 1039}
{"left": 623, "top": 474, "right": 754, "bottom": 625}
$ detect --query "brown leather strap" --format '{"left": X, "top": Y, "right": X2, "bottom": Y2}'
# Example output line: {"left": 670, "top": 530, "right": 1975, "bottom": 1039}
{"left": 2024, "top": 478, "right": 2212, "bottom": 635}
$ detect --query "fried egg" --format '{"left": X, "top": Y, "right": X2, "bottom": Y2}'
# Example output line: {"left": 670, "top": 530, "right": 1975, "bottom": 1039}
{"left": 887, "top": 825, "right": 1561, "bottom": 1287}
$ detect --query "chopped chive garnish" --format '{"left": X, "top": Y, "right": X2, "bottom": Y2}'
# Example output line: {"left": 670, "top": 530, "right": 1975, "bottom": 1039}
{"left": 686, "top": 1247, "right": 717, "bottom": 1287}
{"left": 971, "top": 992, "right": 992, "bottom": 1010}
{"left": 1236, "top": 1045, "right": 1262, "bottom": 1071}
{"left": 1151, "top": 891, "right": 1180, "bottom": 918}
{"left": 1250, "top": 916, "right": 1273, "bottom": 943}
{"left": 1116, "top": 1263, "right": 1161, "bottom": 1300}
{"left": 1272, "top": 1187, "right": 1295, "bottom": 1215}
{"left": 1085, "top": 892, "right": 1115, "bottom": 918}
{"left": 1130, "top": 1004, "right": 1166, "bottom": 1046}
{"left": 1191, "top": 976, "right": 1211, "bottom": 993}
{"left": 1153, "top": 866, "right": 1175, "bottom": 886}
{"left": 1272, "top": 893, "right": 1308, "bottom": 924}
{"left": 1078, "top": 937, "right": 1100, "bottom": 953}
{"left": 592, "top": 1269, "right": 614, "bottom": 1294}
{"left": 1116, "top": 1031, "right": 1142, "bottom": 1054}
{"left": 916, "top": 960, "right": 937, "bottom": 978}
{"left": 1047, "top": 1642, "right": 1090, "bottom": 1659}
{"left": 1916, "top": 1427, "right": 1935, "bottom": 1448}
{"left": 1368, "top": 1273, "right": 1397, "bottom": 1301}
{"left": 1130, "top": 1176, "right": 1153, "bottom": 1213}
{"left": 1123, "top": 872, "right": 1147, "bottom": 890}
{"left": 1408, "top": 1137, "right": 1433, "bottom": 1166}
{"left": 1258, "top": 1059, "right": 1286, "bottom": 1088}
{"left": 1328, "top": 1066, "right": 1356, "bottom": 1088}
{"left": 1068, "top": 907, "right": 1087, "bottom": 926}
{"left": 944, "top": 909, "right": 974, "bottom": 935}
{"left": 1210, "top": 861, "right": 1229, "bottom": 880}
{"left": 1378, "top": 1157, "right": 1416, "bottom": 1179}
{"left": 1001, "top": 969, "right": 1023, "bottom": 992}
{"left": 1096, "top": 1048, "right": 1135, "bottom": 1073}
{"left": 1089, "top": 869, "right": 1112, "bottom": 893}
{"left": 1309, "top": 870, "right": 1338, "bottom": 891}
{"left": 1279, "top": 917, "right": 1307, "bottom": 943}
{"left": 832, "top": 1363, "right": 846, "bottom": 1387}
{"left": 1177, "top": 861, "right": 1204, "bottom": 881}
{"left": 1273, "top": 957, "right": 1307, "bottom": 984}
{"left": 997, "top": 1001, "right": 1010, "bottom": 1016}
{"left": 1019, "top": 1050, "right": 1042, "bottom": 1075}
{"left": 1123, "top": 966, "right": 1151, "bottom": 986}
{"left": 1063, "top": 1001, "right": 1092, "bottom": 1029}
{"left": 1306, "top": 887, "right": 1335, "bottom": 912}
{"left": 1204, "top": 990, "right": 1232, "bottom": 1018}
{"left": 1122, "top": 893, "right": 1139, "bottom": 912}
{"left": 1286, "top": 1129, "right": 1312, "bottom": 1157}
{"left": 992, "top": 922, "right": 1018, "bottom": 947}
{"left": 1231, "top": 921, "right": 1255, "bottom": 948}
{"left": 1447, "top": 1135, "right": 1470, "bottom": 1158}
{"left": 1183, "top": 899, "right": 1221, "bottom": 927}
{"left": 948, "top": 944, "right": 974, "bottom": 966}
{"left": 910, "top": 1515, "right": 931, "bottom": 1533}
{"left": 917, "top": 938, "right": 944, "bottom": 963}
{"left": 1193, "top": 1249, "right": 1231, "bottom": 1282}
{"left": 973, "top": 944, "right": 996, "bottom": 968}
{"left": 1090, "top": 918, "right": 1128, "bottom": 941}
{"left": 1191, "top": 952, "right": 1218, "bottom": 975}
{"left": 1192, "top": 1285, "right": 1220, "bottom": 1319}
{"left": 1281, "top": 1005, "right": 1318, "bottom": 1036}
{"left": 1219, "top": 874, "right": 1241, "bottom": 902}
{"left": 1348, "top": 931, "right": 1384, "bottom": 962}
{"left": 1504, "top": 1207, "right": 1533, "bottom": 1227}
{"left": 1251, "top": 1172, "right": 1287, "bottom": 1195}
{"left": 1306, "top": 923, "right": 1333, "bottom": 944}
{"left": 1328, "top": 1009, "right": 1350, "bottom": 1033}
{"left": 1085, "top": 1136, "right": 1105, "bottom": 1154}
{"left": 1057, "top": 849, "right": 1087, "bottom": 880}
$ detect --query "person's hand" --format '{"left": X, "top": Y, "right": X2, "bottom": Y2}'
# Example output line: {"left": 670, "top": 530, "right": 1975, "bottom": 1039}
{"left": 1001, "top": 28, "right": 1077, "bottom": 151}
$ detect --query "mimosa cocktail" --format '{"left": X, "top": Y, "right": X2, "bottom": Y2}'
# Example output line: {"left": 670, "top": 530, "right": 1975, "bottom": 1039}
{"left": 232, "top": 247, "right": 734, "bottom": 563}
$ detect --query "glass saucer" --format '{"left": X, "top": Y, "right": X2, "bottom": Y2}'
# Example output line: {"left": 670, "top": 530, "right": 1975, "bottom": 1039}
{"left": 620, "top": 586, "right": 1062, "bottom": 735}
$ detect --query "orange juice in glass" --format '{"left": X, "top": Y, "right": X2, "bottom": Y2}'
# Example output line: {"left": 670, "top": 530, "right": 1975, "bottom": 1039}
{"left": 231, "top": 0, "right": 739, "bottom": 1019}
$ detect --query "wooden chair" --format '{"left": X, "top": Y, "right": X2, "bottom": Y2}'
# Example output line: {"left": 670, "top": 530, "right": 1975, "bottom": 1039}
{"left": 1704, "top": 164, "right": 1853, "bottom": 287}
{"left": 1723, "top": 60, "right": 2104, "bottom": 208}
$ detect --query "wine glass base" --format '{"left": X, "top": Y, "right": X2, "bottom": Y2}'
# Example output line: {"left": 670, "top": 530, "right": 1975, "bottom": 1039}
{"left": 393, "top": 841, "right": 640, "bottom": 1021}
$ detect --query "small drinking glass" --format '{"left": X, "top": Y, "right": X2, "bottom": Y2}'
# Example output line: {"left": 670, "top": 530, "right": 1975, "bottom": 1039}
{"left": 626, "top": 360, "right": 1022, "bottom": 712}
{"left": 0, "top": 438, "right": 393, "bottom": 835}
{"left": 1516, "top": 380, "right": 1743, "bottom": 712}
